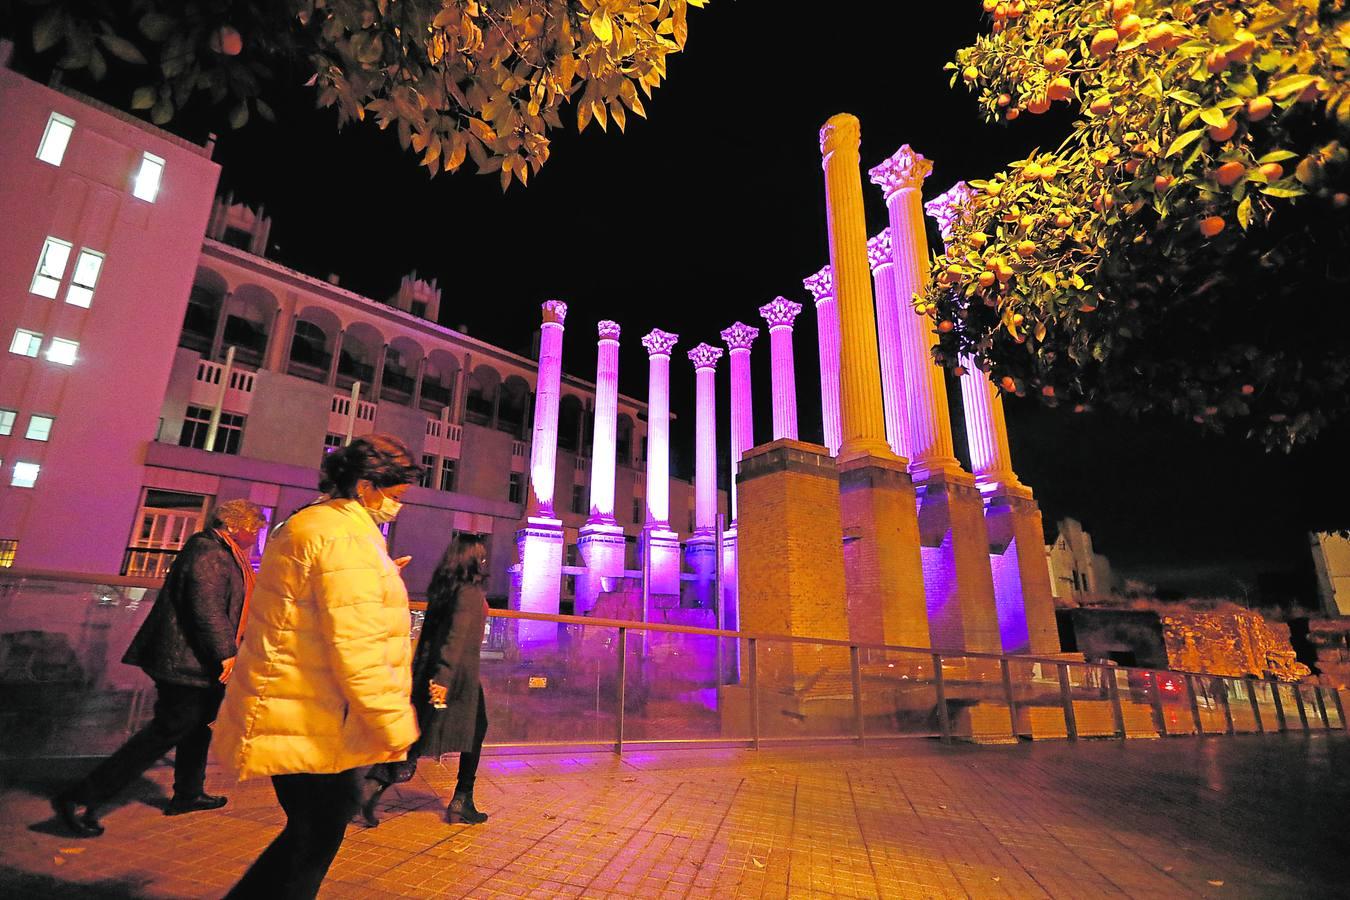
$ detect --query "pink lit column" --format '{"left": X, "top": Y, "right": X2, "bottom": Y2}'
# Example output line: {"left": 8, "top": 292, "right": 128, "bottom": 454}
{"left": 641, "top": 328, "right": 681, "bottom": 598}
{"left": 685, "top": 342, "right": 724, "bottom": 610}
{"left": 871, "top": 147, "right": 1001, "bottom": 654}
{"left": 513, "top": 299, "right": 568, "bottom": 644}
{"left": 926, "top": 182, "right": 1058, "bottom": 654}
{"left": 804, "top": 267, "right": 841, "bottom": 456}
{"left": 759, "top": 297, "right": 802, "bottom": 441}
{"left": 577, "top": 320, "right": 626, "bottom": 615}
{"left": 868, "top": 229, "right": 910, "bottom": 459}
{"left": 719, "top": 322, "right": 757, "bottom": 667}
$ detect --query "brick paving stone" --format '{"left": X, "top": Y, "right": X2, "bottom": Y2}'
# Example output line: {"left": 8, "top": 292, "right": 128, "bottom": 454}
{"left": 2, "top": 734, "right": 1349, "bottom": 898}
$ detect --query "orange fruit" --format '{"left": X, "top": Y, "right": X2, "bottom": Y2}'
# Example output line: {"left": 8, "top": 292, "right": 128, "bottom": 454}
{"left": 1089, "top": 96, "right": 1112, "bottom": 115}
{"left": 937, "top": 320, "right": 955, "bottom": 333}
{"left": 1246, "top": 96, "right": 1274, "bottom": 121}
{"left": 1041, "top": 385, "right": 1056, "bottom": 398}
{"left": 1206, "top": 49, "right": 1229, "bottom": 74}
{"left": 1000, "top": 376, "right": 1017, "bottom": 392}
{"left": 1118, "top": 14, "right": 1141, "bottom": 38}
{"left": 1199, "top": 215, "right": 1226, "bottom": 237}
{"left": 1228, "top": 30, "right": 1256, "bottom": 63}
{"left": 1213, "top": 161, "right": 1245, "bottom": 186}
{"left": 1111, "top": 0, "right": 1134, "bottom": 19}
{"left": 1044, "top": 48, "right": 1069, "bottom": 71}
{"left": 1017, "top": 240, "right": 1037, "bottom": 257}
{"left": 1154, "top": 174, "right": 1173, "bottom": 192}
{"left": 1006, "top": 107, "right": 1021, "bottom": 120}
{"left": 1055, "top": 213, "right": 1073, "bottom": 228}
{"left": 997, "top": 93, "right": 1011, "bottom": 108}
{"left": 978, "top": 271, "right": 997, "bottom": 288}
{"left": 1091, "top": 28, "right": 1119, "bottom": 57}
{"left": 1258, "top": 163, "right": 1284, "bottom": 181}
{"left": 1145, "top": 23, "right": 1176, "bottom": 51}
{"left": 1207, "top": 118, "right": 1237, "bottom": 142}
{"left": 1047, "top": 76, "right": 1073, "bottom": 101}
{"left": 210, "top": 25, "right": 243, "bottom": 56}
{"left": 1027, "top": 96, "right": 1050, "bottom": 114}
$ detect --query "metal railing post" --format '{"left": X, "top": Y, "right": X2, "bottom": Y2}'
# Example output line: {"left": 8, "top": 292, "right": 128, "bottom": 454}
{"left": 1058, "top": 664, "right": 1078, "bottom": 741}
{"left": 1314, "top": 688, "right": 1331, "bottom": 729}
{"left": 1292, "top": 684, "right": 1310, "bottom": 731}
{"left": 1247, "top": 678, "right": 1264, "bottom": 733}
{"left": 932, "top": 653, "right": 951, "bottom": 743}
{"left": 1000, "top": 658, "right": 1018, "bottom": 738}
{"left": 1147, "top": 671, "right": 1167, "bottom": 736}
{"left": 850, "top": 645, "right": 864, "bottom": 746}
{"left": 1333, "top": 688, "right": 1349, "bottom": 733}
{"left": 615, "top": 627, "right": 627, "bottom": 754}
{"left": 1270, "top": 680, "right": 1287, "bottom": 732}
{"left": 748, "top": 637, "right": 760, "bottom": 750}
{"left": 1107, "top": 667, "right": 1126, "bottom": 740}
{"left": 1184, "top": 675, "right": 1205, "bottom": 734}
{"left": 1219, "top": 678, "right": 1235, "bottom": 735}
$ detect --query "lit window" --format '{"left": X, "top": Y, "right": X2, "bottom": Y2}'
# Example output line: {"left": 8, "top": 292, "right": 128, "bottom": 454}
{"left": 132, "top": 152, "right": 165, "bottom": 202}
{"left": 30, "top": 237, "right": 72, "bottom": 298}
{"left": 0, "top": 539, "right": 17, "bottom": 567}
{"left": 36, "top": 112, "right": 75, "bottom": 166}
{"left": 46, "top": 338, "right": 79, "bottom": 366}
{"left": 10, "top": 329, "right": 42, "bottom": 358}
{"left": 66, "top": 249, "right": 104, "bottom": 308}
{"left": 178, "top": 404, "right": 244, "bottom": 454}
{"left": 440, "top": 458, "right": 457, "bottom": 492}
{"left": 12, "top": 462, "right": 41, "bottom": 488}
{"left": 0, "top": 409, "right": 15, "bottom": 436}
{"left": 25, "top": 415, "right": 54, "bottom": 442}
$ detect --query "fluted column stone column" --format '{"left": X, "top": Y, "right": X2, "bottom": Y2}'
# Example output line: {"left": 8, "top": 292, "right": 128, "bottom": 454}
{"left": 759, "top": 298, "right": 802, "bottom": 441}
{"left": 640, "top": 328, "right": 682, "bottom": 598}
{"left": 868, "top": 228, "right": 910, "bottom": 461}
{"left": 576, "top": 319, "right": 626, "bottom": 616}
{"left": 804, "top": 266, "right": 841, "bottom": 457}
{"left": 720, "top": 322, "right": 759, "bottom": 524}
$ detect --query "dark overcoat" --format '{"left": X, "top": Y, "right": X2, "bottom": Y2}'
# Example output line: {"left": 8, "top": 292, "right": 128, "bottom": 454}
{"left": 122, "top": 530, "right": 246, "bottom": 689}
{"left": 410, "top": 579, "right": 487, "bottom": 756}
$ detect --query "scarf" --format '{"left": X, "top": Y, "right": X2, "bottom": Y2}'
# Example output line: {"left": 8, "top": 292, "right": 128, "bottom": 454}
{"left": 217, "top": 529, "right": 257, "bottom": 646}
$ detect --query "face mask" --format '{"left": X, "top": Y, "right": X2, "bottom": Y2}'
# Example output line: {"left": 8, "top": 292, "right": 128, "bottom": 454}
{"left": 366, "top": 487, "right": 403, "bottom": 524}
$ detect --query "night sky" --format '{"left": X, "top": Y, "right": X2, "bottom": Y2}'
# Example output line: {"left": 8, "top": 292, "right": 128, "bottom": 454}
{"left": 13, "top": 2, "right": 1349, "bottom": 603}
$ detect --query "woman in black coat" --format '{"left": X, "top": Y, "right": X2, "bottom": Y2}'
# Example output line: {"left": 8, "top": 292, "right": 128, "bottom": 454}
{"left": 360, "top": 534, "right": 490, "bottom": 826}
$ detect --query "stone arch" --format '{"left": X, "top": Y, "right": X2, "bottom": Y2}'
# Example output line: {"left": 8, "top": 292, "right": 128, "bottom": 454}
{"left": 558, "top": 393, "right": 585, "bottom": 453}
{"left": 381, "top": 335, "right": 425, "bottom": 404}
{"left": 220, "top": 282, "right": 278, "bottom": 368}
{"left": 464, "top": 363, "right": 501, "bottom": 427}
{"left": 421, "top": 349, "right": 461, "bottom": 415}
{"left": 288, "top": 306, "right": 341, "bottom": 382}
{"left": 498, "top": 374, "right": 531, "bottom": 437}
{"left": 181, "top": 266, "right": 228, "bottom": 353}
{"left": 338, "top": 320, "right": 384, "bottom": 392}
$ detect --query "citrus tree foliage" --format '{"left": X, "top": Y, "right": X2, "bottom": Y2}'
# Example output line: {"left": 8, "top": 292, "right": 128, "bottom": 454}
{"left": 21, "top": 0, "right": 707, "bottom": 188}
{"left": 925, "top": 0, "right": 1349, "bottom": 449}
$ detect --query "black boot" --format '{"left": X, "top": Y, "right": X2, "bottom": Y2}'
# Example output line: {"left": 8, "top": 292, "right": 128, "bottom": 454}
{"left": 354, "top": 780, "right": 389, "bottom": 828}
{"left": 165, "top": 793, "right": 228, "bottom": 816}
{"left": 445, "top": 790, "right": 488, "bottom": 825}
{"left": 51, "top": 794, "right": 104, "bottom": 838}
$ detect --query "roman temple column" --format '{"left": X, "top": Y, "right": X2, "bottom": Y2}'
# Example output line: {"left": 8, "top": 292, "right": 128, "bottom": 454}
{"left": 758, "top": 297, "right": 802, "bottom": 441}
{"left": 804, "top": 266, "right": 841, "bottom": 456}
{"left": 640, "top": 328, "right": 681, "bottom": 598}
{"left": 576, "top": 319, "right": 626, "bottom": 615}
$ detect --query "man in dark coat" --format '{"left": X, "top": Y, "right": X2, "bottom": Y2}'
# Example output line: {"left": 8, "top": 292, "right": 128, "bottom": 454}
{"left": 51, "top": 500, "right": 265, "bottom": 837}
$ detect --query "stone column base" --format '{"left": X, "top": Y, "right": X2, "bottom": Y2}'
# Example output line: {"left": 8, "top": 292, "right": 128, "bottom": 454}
{"left": 838, "top": 453, "right": 929, "bottom": 650}
{"left": 914, "top": 470, "right": 1002, "bottom": 654}
{"left": 576, "top": 521, "right": 627, "bottom": 617}
{"left": 985, "top": 487, "right": 1060, "bottom": 655}
{"left": 641, "top": 526, "right": 682, "bottom": 606}
{"left": 683, "top": 533, "right": 718, "bottom": 610}
{"left": 513, "top": 516, "right": 564, "bottom": 646}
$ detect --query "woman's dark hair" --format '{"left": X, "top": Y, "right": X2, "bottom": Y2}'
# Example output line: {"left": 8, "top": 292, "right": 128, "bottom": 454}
{"left": 437, "top": 534, "right": 488, "bottom": 586}
{"left": 319, "top": 433, "right": 422, "bottom": 498}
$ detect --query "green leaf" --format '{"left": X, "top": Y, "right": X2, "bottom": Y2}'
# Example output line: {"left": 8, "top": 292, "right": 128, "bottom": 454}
{"left": 255, "top": 99, "right": 276, "bottom": 123}
{"left": 150, "top": 98, "right": 173, "bottom": 125}
{"left": 98, "top": 34, "right": 148, "bottom": 65}
{"left": 1165, "top": 128, "right": 1206, "bottom": 158}
{"left": 1257, "top": 150, "right": 1298, "bottom": 164}
{"left": 228, "top": 102, "right": 249, "bottom": 129}
{"left": 1236, "top": 196, "right": 1253, "bottom": 230}
{"left": 1199, "top": 107, "right": 1230, "bottom": 128}
{"left": 1266, "top": 74, "right": 1317, "bottom": 99}
{"left": 138, "top": 13, "right": 174, "bottom": 42}
{"left": 1168, "top": 90, "right": 1202, "bottom": 107}
{"left": 130, "top": 86, "right": 156, "bottom": 110}
{"left": 32, "top": 9, "right": 65, "bottom": 54}
{"left": 1260, "top": 184, "right": 1305, "bottom": 198}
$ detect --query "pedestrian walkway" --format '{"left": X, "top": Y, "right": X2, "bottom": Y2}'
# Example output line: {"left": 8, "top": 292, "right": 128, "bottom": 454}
{"left": 1, "top": 734, "right": 1346, "bottom": 898}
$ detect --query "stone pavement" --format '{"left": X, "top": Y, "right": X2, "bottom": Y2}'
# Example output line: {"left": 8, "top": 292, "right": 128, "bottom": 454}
{"left": 1, "top": 734, "right": 1346, "bottom": 899}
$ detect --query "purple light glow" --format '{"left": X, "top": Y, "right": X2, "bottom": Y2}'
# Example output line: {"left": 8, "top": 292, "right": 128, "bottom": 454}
{"left": 868, "top": 229, "right": 909, "bottom": 460}
{"left": 527, "top": 299, "right": 567, "bottom": 516}
{"left": 758, "top": 297, "right": 802, "bottom": 441}
{"left": 641, "top": 328, "right": 679, "bottom": 527}
{"left": 720, "top": 321, "right": 758, "bottom": 523}
{"left": 991, "top": 537, "right": 1030, "bottom": 653}
{"left": 687, "top": 342, "right": 723, "bottom": 534}
{"left": 804, "top": 267, "right": 841, "bottom": 456}
{"left": 587, "top": 320, "right": 621, "bottom": 524}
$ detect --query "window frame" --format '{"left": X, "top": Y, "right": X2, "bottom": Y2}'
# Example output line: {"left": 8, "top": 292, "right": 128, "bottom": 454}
{"left": 24, "top": 415, "right": 54, "bottom": 442}
{"left": 30, "top": 237, "right": 72, "bottom": 299}
{"left": 11, "top": 461, "right": 41, "bottom": 488}
{"left": 45, "top": 337, "right": 79, "bottom": 366}
{"left": 65, "top": 248, "right": 105, "bottom": 308}
{"left": 439, "top": 457, "right": 457, "bottom": 493}
{"left": 0, "top": 409, "right": 15, "bottom": 436}
{"left": 36, "top": 112, "right": 75, "bottom": 166}
{"left": 10, "top": 329, "right": 43, "bottom": 358}
{"left": 132, "top": 152, "right": 166, "bottom": 202}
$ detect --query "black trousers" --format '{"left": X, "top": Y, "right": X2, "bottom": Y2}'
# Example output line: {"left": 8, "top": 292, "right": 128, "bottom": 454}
{"left": 368, "top": 688, "right": 489, "bottom": 793}
{"left": 67, "top": 680, "right": 223, "bottom": 806}
{"left": 224, "top": 768, "right": 363, "bottom": 900}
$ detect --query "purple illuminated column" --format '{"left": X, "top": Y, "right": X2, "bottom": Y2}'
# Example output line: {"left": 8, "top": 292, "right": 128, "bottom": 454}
{"left": 868, "top": 228, "right": 910, "bottom": 460}
{"left": 720, "top": 322, "right": 759, "bottom": 523}
{"left": 925, "top": 182, "right": 1024, "bottom": 493}
{"left": 820, "top": 114, "right": 894, "bottom": 462}
{"left": 758, "top": 297, "right": 803, "bottom": 441}
{"left": 687, "top": 343, "right": 724, "bottom": 534}
{"left": 527, "top": 300, "right": 568, "bottom": 516}
{"left": 869, "top": 145, "right": 964, "bottom": 480}
{"left": 587, "top": 320, "right": 622, "bottom": 522}
{"left": 641, "top": 328, "right": 681, "bottom": 598}
{"left": 804, "top": 266, "right": 841, "bottom": 456}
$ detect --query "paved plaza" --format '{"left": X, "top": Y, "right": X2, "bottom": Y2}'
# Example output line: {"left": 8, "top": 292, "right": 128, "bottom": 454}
{"left": 0, "top": 734, "right": 1346, "bottom": 899}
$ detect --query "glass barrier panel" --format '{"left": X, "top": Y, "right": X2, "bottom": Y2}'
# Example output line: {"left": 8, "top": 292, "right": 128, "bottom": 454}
{"left": 480, "top": 618, "right": 618, "bottom": 749}
{"left": 621, "top": 631, "right": 749, "bottom": 744}
{"left": 1323, "top": 689, "right": 1345, "bottom": 730}
{"left": 754, "top": 638, "right": 855, "bottom": 743}
{"left": 1275, "top": 683, "right": 1305, "bottom": 730}
{"left": 1111, "top": 668, "right": 1160, "bottom": 737}
{"left": 1225, "top": 678, "right": 1262, "bottom": 733}
{"left": 0, "top": 576, "right": 157, "bottom": 760}
{"left": 1153, "top": 671, "right": 1196, "bottom": 735}
{"left": 858, "top": 650, "right": 940, "bottom": 740}
{"left": 1064, "top": 662, "right": 1117, "bottom": 738}
{"left": 1300, "top": 685, "right": 1328, "bottom": 729}
{"left": 1006, "top": 658, "right": 1066, "bottom": 739}
{"left": 1251, "top": 679, "right": 1282, "bottom": 731}
{"left": 1191, "top": 676, "right": 1229, "bottom": 734}
{"left": 941, "top": 655, "right": 1013, "bottom": 743}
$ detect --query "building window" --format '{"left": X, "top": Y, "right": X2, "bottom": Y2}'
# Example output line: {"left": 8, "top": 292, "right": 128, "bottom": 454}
{"left": 440, "top": 458, "right": 457, "bottom": 492}
{"left": 419, "top": 454, "right": 437, "bottom": 488}
{"left": 25, "top": 415, "right": 53, "bottom": 442}
{"left": 0, "top": 409, "right": 15, "bottom": 436}
{"left": 0, "top": 539, "right": 16, "bottom": 567}
{"left": 571, "top": 483, "right": 586, "bottom": 515}
{"left": 132, "top": 152, "right": 165, "bottom": 202}
{"left": 178, "top": 404, "right": 244, "bottom": 455}
{"left": 633, "top": 497, "right": 643, "bottom": 524}
{"left": 65, "top": 248, "right": 104, "bottom": 308}
{"left": 36, "top": 112, "right": 75, "bottom": 166}
{"left": 46, "top": 337, "right": 79, "bottom": 365}
{"left": 323, "top": 433, "right": 345, "bottom": 455}
{"left": 10, "top": 329, "right": 42, "bottom": 358}
{"left": 12, "top": 462, "right": 40, "bottom": 488}
{"left": 508, "top": 472, "right": 523, "bottom": 504}
{"left": 30, "top": 237, "right": 72, "bottom": 298}
{"left": 124, "top": 489, "right": 207, "bottom": 577}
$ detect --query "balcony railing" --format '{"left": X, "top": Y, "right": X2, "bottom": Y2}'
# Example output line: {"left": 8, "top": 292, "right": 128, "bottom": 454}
{"left": 1, "top": 570, "right": 1346, "bottom": 760}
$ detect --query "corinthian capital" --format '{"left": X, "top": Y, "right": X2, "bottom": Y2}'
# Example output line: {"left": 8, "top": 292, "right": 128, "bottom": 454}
{"left": 759, "top": 296, "right": 803, "bottom": 329}
{"left": 687, "top": 342, "right": 724, "bottom": 371}
{"left": 597, "top": 320, "right": 621, "bottom": 341}
{"left": 720, "top": 321, "right": 760, "bottom": 351}
{"left": 641, "top": 328, "right": 679, "bottom": 358}
{"left": 868, "top": 145, "right": 933, "bottom": 199}
{"left": 925, "top": 181, "right": 979, "bottom": 241}
{"left": 802, "top": 267, "right": 833, "bottom": 305}
{"left": 541, "top": 299, "right": 568, "bottom": 325}
{"left": 819, "top": 113, "right": 861, "bottom": 159}
{"left": 867, "top": 229, "right": 893, "bottom": 271}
